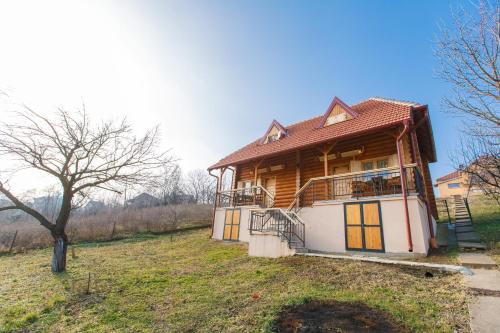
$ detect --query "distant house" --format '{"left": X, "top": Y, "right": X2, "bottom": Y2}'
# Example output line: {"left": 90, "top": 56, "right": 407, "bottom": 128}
{"left": 32, "top": 195, "right": 62, "bottom": 218}
{"left": 434, "top": 170, "right": 483, "bottom": 198}
{"left": 208, "top": 96, "right": 438, "bottom": 258}
{"left": 82, "top": 200, "right": 106, "bottom": 214}
{"left": 126, "top": 193, "right": 161, "bottom": 208}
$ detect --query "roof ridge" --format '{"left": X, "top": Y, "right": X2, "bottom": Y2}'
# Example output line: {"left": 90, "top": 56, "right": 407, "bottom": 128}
{"left": 367, "top": 97, "right": 421, "bottom": 107}
{"left": 283, "top": 96, "right": 417, "bottom": 130}
{"left": 283, "top": 115, "right": 323, "bottom": 129}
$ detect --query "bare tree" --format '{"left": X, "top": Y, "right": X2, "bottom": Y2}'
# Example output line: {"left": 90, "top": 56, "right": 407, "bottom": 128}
{"left": 147, "top": 163, "right": 183, "bottom": 205}
{"left": 185, "top": 169, "right": 216, "bottom": 204}
{"left": 0, "top": 106, "right": 172, "bottom": 272}
{"left": 436, "top": 0, "right": 500, "bottom": 198}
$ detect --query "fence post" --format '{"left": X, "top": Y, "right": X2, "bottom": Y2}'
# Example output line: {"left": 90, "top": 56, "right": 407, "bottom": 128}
{"left": 444, "top": 200, "right": 451, "bottom": 224}
{"left": 8, "top": 230, "right": 18, "bottom": 253}
{"left": 464, "top": 198, "right": 474, "bottom": 224}
{"left": 86, "top": 272, "right": 91, "bottom": 295}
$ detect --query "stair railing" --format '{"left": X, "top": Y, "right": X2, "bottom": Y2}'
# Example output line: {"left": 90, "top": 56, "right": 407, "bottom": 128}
{"left": 249, "top": 208, "right": 305, "bottom": 248}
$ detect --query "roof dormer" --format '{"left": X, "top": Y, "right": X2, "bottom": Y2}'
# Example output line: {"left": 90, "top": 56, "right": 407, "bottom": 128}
{"left": 317, "top": 96, "right": 358, "bottom": 128}
{"left": 260, "top": 119, "right": 287, "bottom": 144}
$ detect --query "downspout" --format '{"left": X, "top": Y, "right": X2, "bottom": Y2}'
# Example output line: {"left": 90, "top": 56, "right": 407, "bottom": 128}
{"left": 396, "top": 120, "right": 413, "bottom": 252}
{"left": 208, "top": 169, "right": 220, "bottom": 238}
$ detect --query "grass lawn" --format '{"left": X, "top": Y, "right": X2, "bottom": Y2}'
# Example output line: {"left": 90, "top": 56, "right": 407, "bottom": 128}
{"left": 0, "top": 229, "right": 470, "bottom": 332}
{"left": 468, "top": 195, "right": 500, "bottom": 245}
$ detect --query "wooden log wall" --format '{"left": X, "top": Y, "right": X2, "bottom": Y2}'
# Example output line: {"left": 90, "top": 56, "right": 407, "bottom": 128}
{"left": 233, "top": 129, "right": 414, "bottom": 208}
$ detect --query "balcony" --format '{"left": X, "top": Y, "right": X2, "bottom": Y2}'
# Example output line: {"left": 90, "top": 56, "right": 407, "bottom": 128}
{"left": 216, "top": 186, "right": 275, "bottom": 208}
{"left": 290, "top": 164, "right": 424, "bottom": 208}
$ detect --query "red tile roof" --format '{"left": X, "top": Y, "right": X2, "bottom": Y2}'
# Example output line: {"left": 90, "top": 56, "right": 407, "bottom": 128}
{"left": 208, "top": 97, "right": 425, "bottom": 170}
{"left": 435, "top": 171, "right": 461, "bottom": 183}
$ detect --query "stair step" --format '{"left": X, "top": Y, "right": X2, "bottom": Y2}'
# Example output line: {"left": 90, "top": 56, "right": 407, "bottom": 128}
{"left": 458, "top": 242, "right": 487, "bottom": 250}
{"left": 457, "top": 232, "right": 481, "bottom": 242}
{"left": 456, "top": 226, "right": 475, "bottom": 233}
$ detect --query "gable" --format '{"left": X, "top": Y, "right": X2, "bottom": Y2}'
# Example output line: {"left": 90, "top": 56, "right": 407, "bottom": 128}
{"left": 318, "top": 96, "right": 358, "bottom": 128}
{"left": 324, "top": 104, "right": 353, "bottom": 126}
{"left": 260, "top": 119, "right": 287, "bottom": 144}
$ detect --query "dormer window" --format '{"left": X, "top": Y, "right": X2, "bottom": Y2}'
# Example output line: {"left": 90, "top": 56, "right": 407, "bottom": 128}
{"left": 267, "top": 133, "right": 280, "bottom": 143}
{"left": 260, "top": 119, "right": 287, "bottom": 145}
{"left": 317, "top": 96, "right": 358, "bottom": 128}
{"left": 325, "top": 112, "right": 347, "bottom": 126}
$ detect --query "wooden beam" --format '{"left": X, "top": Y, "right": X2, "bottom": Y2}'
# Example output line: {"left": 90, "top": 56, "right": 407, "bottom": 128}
{"left": 219, "top": 167, "right": 227, "bottom": 192}
{"left": 253, "top": 159, "right": 264, "bottom": 185}
{"left": 322, "top": 142, "right": 336, "bottom": 176}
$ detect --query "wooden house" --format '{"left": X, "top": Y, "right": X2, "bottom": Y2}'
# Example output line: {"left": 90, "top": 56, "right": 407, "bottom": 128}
{"left": 208, "top": 97, "right": 438, "bottom": 257}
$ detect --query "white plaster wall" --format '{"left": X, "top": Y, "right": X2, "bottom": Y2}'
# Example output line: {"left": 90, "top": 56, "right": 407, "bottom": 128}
{"left": 248, "top": 232, "right": 295, "bottom": 258}
{"left": 212, "top": 206, "right": 257, "bottom": 242}
{"left": 297, "top": 196, "right": 430, "bottom": 255}
{"left": 299, "top": 205, "right": 346, "bottom": 253}
{"left": 213, "top": 196, "right": 431, "bottom": 256}
{"left": 382, "top": 197, "right": 429, "bottom": 254}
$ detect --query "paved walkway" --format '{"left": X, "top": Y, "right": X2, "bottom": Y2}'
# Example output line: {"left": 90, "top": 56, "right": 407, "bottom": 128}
{"left": 459, "top": 253, "right": 500, "bottom": 332}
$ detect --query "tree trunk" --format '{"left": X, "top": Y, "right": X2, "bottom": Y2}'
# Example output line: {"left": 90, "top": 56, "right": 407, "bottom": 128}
{"left": 51, "top": 233, "right": 68, "bottom": 273}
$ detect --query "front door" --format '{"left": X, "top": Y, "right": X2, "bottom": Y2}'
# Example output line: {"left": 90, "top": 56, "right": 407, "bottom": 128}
{"left": 223, "top": 208, "right": 241, "bottom": 241}
{"left": 332, "top": 165, "right": 350, "bottom": 198}
{"left": 344, "top": 201, "right": 384, "bottom": 252}
{"left": 263, "top": 177, "right": 276, "bottom": 196}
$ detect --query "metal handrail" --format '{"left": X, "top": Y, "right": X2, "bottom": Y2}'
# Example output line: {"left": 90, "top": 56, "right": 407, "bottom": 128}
{"left": 249, "top": 208, "right": 305, "bottom": 247}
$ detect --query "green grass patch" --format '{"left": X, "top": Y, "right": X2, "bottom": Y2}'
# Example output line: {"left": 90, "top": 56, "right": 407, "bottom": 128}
{"left": 0, "top": 229, "right": 470, "bottom": 332}
{"left": 468, "top": 195, "right": 500, "bottom": 245}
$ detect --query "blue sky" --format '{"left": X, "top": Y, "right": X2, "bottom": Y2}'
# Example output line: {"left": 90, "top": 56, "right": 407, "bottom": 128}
{"left": 142, "top": 0, "right": 469, "bottom": 178}
{"left": 0, "top": 0, "right": 473, "bottom": 191}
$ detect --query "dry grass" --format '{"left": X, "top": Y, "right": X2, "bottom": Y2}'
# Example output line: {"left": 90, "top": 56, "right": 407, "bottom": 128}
{"left": 0, "top": 204, "right": 212, "bottom": 252}
{"left": 0, "top": 229, "right": 470, "bottom": 332}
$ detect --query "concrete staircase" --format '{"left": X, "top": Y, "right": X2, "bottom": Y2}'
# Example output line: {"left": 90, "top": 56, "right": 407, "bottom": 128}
{"left": 453, "top": 195, "right": 486, "bottom": 250}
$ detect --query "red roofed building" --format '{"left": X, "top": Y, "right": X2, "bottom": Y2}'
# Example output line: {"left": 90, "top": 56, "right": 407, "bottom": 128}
{"left": 208, "top": 97, "right": 438, "bottom": 257}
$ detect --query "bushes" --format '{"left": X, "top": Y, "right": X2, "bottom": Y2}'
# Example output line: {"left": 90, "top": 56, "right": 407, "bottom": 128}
{"left": 0, "top": 204, "right": 212, "bottom": 252}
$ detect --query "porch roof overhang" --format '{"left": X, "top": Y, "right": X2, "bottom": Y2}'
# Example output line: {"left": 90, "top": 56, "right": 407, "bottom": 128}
{"left": 208, "top": 99, "right": 437, "bottom": 171}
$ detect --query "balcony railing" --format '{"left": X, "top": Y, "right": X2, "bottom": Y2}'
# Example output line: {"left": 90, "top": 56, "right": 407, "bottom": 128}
{"left": 289, "top": 164, "right": 424, "bottom": 209}
{"left": 216, "top": 186, "right": 275, "bottom": 208}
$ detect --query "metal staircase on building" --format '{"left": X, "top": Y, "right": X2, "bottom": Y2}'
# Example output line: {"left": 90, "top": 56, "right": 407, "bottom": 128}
{"left": 249, "top": 208, "right": 307, "bottom": 252}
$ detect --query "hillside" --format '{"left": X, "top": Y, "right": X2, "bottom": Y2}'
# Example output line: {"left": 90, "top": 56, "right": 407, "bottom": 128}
{"left": 0, "top": 228, "right": 469, "bottom": 332}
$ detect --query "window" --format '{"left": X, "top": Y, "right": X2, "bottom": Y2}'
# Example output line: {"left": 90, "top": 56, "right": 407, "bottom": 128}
{"left": 362, "top": 162, "right": 374, "bottom": 171}
{"left": 377, "top": 160, "right": 388, "bottom": 169}
{"left": 362, "top": 159, "right": 388, "bottom": 171}
{"left": 447, "top": 183, "right": 460, "bottom": 189}
{"left": 267, "top": 134, "right": 279, "bottom": 143}
{"left": 325, "top": 112, "right": 347, "bottom": 126}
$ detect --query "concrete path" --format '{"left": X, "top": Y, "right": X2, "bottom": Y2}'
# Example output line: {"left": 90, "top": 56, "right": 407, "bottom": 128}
{"left": 459, "top": 253, "right": 500, "bottom": 332}
{"left": 459, "top": 253, "right": 497, "bottom": 269}
{"left": 298, "top": 252, "right": 472, "bottom": 274}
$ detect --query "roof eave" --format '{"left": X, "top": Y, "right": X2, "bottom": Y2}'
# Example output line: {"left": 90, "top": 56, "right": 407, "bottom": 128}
{"left": 208, "top": 118, "right": 410, "bottom": 171}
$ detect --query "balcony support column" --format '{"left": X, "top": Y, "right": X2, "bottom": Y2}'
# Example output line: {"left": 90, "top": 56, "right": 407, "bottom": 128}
{"left": 208, "top": 168, "right": 221, "bottom": 238}
{"left": 396, "top": 120, "right": 413, "bottom": 252}
{"left": 410, "top": 115, "right": 437, "bottom": 245}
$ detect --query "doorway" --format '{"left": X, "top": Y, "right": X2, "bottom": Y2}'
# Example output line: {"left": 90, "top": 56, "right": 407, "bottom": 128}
{"left": 263, "top": 177, "right": 276, "bottom": 196}
{"left": 331, "top": 165, "right": 350, "bottom": 199}
{"left": 223, "top": 208, "right": 241, "bottom": 241}
{"left": 344, "top": 201, "right": 384, "bottom": 252}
